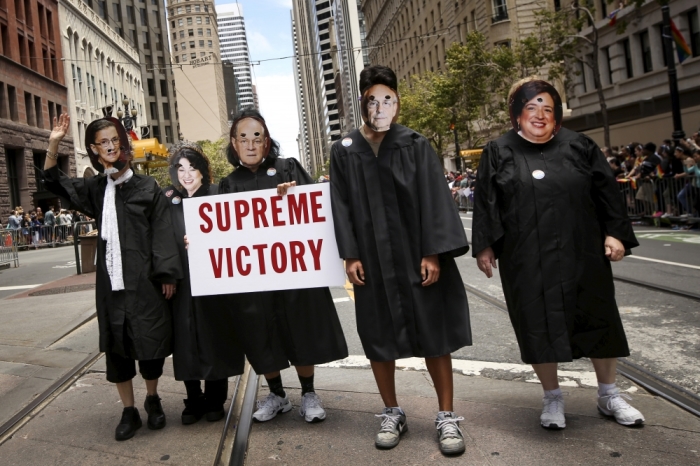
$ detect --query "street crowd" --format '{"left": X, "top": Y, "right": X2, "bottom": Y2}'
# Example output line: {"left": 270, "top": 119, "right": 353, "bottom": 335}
{"left": 23, "top": 67, "right": 651, "bottom": 458}
{"left": 3, "top": 206, "right": 94, "bottom": 248}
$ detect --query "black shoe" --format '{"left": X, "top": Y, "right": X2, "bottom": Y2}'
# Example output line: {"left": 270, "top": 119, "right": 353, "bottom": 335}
{"left": 181, "top": 395, "right": 206, "bottom": 425}
{"left": 144, "top": 394, "right": 166, "bottom": 430}
{"left": 205, "top": 404, "right": 225, "bottom": 422}
{"left": 115, "top": 407, "right": 142, "bottom": 441}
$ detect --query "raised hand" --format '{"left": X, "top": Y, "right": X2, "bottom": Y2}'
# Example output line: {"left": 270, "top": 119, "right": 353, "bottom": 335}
{"left": 49, "top": 113, "right": 70, "bottom": 143}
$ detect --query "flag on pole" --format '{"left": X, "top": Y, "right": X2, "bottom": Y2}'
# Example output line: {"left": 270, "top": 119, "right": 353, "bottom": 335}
{"left": 607, "top": 8, "right": 621, "bottom": 26}
{"left": 670, "top": 19, "right": 692, "bottom": 63}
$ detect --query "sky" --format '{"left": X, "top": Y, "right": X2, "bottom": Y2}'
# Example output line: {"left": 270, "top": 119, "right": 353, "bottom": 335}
{"left": 214, "top": 0, "right": 299, "bottom": 160}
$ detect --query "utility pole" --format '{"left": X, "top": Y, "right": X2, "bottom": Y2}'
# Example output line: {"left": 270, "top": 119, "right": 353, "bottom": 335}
{"left": 450, "top": 122, "right": 461, "bottom": 173}
{"left": 661, "top": 2, "right": 685, "bottom": 144}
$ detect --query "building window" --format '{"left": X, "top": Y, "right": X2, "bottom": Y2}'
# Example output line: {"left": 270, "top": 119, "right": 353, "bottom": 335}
{"left": 208, "top": 40, "right": 212, "bottom": 48}
{"left": 24, "top": 92, "right": 34, "bottom": 126}
{"left": 190, "top": 52, "right": 196, "bottom": 59}
{"left": 492, "top": 0, "right": 508, "bottom": 23}
{"left": 34, "top": 96, "right": 43, "bottom": 128}
{"left": 178, "top": 18, "right": 183, "bottom": 27}
{"left": 622, "top": 38, "right": 633, "bottom": 79}
{"left": 175, "top": 56, "right": 180, "bottom": 63}
{"left": 165, "top": 126, "right": 173, "bottom": 143}
{"left": 6, "top": 149, "right": 22, "bottom": 209}
{"left": 150, "top": 101, "right": 158, "bottom": 120}
{"left": 205, "top": 17, "right": 210, "bottom": 25}
{"left": 171, "top": 21, "right": 175, "bottom": 29}
{"left": 196, "top": 16, "right": 202, "bottom": 24}
{"left": 97, "top": 0, "right": 106, "bottom": 19}
{"left": 140, "top": 8, "right": 148, "bottom": 26}
{"left": 185, "top": 5, "right": 191, "bottom": 13}
{"left": 197, "top": 28, "right": 203, "bottom": 36}
{"left": 206, "top": 29, "right": 211, "bottom": 37}
{"left": 160, "top": 79, "right": 168, "bottom": 97}
{"left": 181, "top": 41, "right": 186, "bottom": 50}
{"left": 189, "top": 40, "right": 195, "bottom": 48}
{"left": 147, "top": 78, "right": 155, "bottom": 96}
{"left": 658, "top": 25, "right": 668, "bottom": 66}
{"left": 127, "top": 6, "right": 134, "bottom": 23}
{"left": 47, "top": 100, "right": 54, "bottom": 125}
{"left": 195, "top": 5, "right": 200, "bottom": 12}
{"left": 639, "top": 30, "right": 652, "bottom": 73}
{"left": 152, "top": 125, "right": 160, "bottom": 141}
{"left": 188, "top": 29, "right": 194, "bottom": 37}
{"left": 179, "top": 30, "right": 185, "bottom": 38}
{"left": 689, "top": 9, "right": 700, "bottom": 57}
{"left": 604, "top": 46, "right": 613, "bottom": 85}
{"left": 143, "top": 31, "right": 150, "bottom": 49}
{"left": 0, "top": 83, "right": 7, "bottom": 120}
{"left": 162, "top": 102, "right": 170, "bottom": 120}
{"left": 182, "top": 53, "right": 187, "bottom": 61}
{"left": 187, "top": 17, "right": 193, "bottom": 25}
{"left": 199, "top": 40, "right": 204, "bottom": 47}
{"left": 174, "top": 44, "right": 178, "bottom": 52}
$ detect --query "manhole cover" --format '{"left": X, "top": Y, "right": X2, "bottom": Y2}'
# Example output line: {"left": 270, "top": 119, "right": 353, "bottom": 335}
{"left": 29, "top": 284, "right": 96, "bottom": 296}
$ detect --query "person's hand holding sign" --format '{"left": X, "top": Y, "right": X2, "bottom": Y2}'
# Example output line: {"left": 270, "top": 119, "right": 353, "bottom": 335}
{"left": 346, "top": 259, "right": 365, "bottom": 286}
{"left": 277, "top": 181, "right": 296, "bottom": 196}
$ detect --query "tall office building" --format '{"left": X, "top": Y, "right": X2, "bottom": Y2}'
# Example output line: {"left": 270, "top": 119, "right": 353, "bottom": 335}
{"left": 291, "top": 0, "right": 331, "bottom": 175}
{"left": 82, "top": 0, "right": 179, "bottom": 144}
{"left": 166, "top": 0, "right": 228, "bottom": 141}
{"left": 216, "top": 3, "right": 256, "bottom": 109}
{"left": 315, "top": 1, "right": 342, "bottom": 142}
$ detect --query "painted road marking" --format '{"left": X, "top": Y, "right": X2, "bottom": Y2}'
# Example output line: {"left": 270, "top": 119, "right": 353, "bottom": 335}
{"left": 333, "top": 297, "right": 351, "bottom": 303}
{"left": 0, "top": 284, "right": 42, "bottom": 291}
{"left": 628, "top": 255, "right": 700, "bottom": 270}
{"left": 319, "top": 355, "right": 600, "bottom": 388}
{"left": 635, "top": 233, "right": 700, "bottom": 244}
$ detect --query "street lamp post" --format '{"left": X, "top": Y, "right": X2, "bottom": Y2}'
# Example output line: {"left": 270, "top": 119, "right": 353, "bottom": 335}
{"left": 451, "top": 122, "right": 461, "bottom": 173}
{"left": 116, "top": 98, "right": 139, "bottom": 134}
{"left": 661, "top": 3, "right": 685, "bottom": 144}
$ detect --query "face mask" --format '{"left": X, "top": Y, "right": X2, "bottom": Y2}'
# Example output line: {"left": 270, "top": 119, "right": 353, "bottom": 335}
{"left": 362, "top": 84, "right": 400, "bottom": 132}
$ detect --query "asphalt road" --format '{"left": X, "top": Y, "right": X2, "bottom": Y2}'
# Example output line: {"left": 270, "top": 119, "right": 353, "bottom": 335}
{"left": 0, "top": 246, "right": 78, "bottom": 299}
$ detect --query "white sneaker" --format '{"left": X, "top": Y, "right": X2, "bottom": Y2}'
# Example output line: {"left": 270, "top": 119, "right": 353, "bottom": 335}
{"left": 435, "top": 412, "right": 465, "bottom": 455}
{"left": 375, "top": 407, "right": 407, "bottom": 449}
{"left": 299, "top": 392, "right": 326, "bottom": 423}
{"left": 597, "top": 388, "right": 645, "bottom": 426}
{"left": 540, "top": 393, "right": 566, "bottom": 429}
{"left": 252, "top": 393, "right": 292, "bottom": 422}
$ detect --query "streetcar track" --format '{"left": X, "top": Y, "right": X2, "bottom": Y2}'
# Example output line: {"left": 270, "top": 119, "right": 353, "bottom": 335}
{"left": 462, "top": 281, "right": 700, "bottom": 418}
{"left": 612, "top": 275, "right": 700, "bottom": 301}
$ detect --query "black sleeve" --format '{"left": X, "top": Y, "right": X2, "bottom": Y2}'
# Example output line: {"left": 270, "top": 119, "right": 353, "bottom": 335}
{"left": 40, "top": 165, "right": 98, "bottom": 218}
{"left": 284, "top": 157, "right": 314, "bottom": 186}
{"left": 585, "top": 136, "right": 639, "bottom": 250}
{"left": 149, "top": 184, "right": 184, "bottom": 284}
{"left": 471, "top": 142, "right": 506, "bottom": 258}
{"left": 329, "top": 143, "right": 360, "bottom": 259}
{"left": 415, "top": 138, "right": 469, "bottom": 258}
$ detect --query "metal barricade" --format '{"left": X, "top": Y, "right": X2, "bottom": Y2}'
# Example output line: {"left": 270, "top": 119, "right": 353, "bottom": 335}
{"left": 72, "top": 220, "right": 98, "bottom": 275}
{"left": 0, "top": 229, "right": 20, "bottom": 268}
{"left": 618, "top": 177, "right": 700, "bottom": 222}
{"left": 53, "top": 224, "right": 75, "bottom": 246}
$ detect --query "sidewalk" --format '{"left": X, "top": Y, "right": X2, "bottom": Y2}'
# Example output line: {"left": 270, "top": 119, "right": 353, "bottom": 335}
{"left": 246, "top": 366, "right": 700, "bottom": 465}
{"left": 1, "top": 358, "right": 699, "bottom": 465}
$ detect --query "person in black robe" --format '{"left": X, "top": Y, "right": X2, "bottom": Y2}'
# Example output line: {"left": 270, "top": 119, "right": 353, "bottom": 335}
{"left": 163, "top": 141, "right": 245, "bottom": 425}
{"left": 472, "top": 78, "right": 645, "bottom": 430}
{"left": 330, "top": 65, "right": 471, "bottom": 456}
{"left": 218, "top": 108, "right": 348, "bottom": 424}
{"left": 42, "top": 115, "right": 182, "bottom": 441}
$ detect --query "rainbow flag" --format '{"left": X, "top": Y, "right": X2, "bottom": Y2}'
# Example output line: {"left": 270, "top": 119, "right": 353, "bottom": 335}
{"left": 608, "top": 8, "right": 621, "bottom": 27}
{"left": 670, "top": 19, "right": 691, "bottom": 63}
{"left": 656, "top": 163, "right": 665, "bottom": 178}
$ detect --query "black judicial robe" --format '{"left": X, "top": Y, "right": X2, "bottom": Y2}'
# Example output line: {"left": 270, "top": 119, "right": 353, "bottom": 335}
{"left": 330, "top": 124, "right": 472, "bottom": 362}
{"left": 41, "top": 166, "right": 182, "bottom": 360}
{"left": 218, "top": 156, "right": 348, "bottom": 373}
{"left": 163, "top": 184, "right": 245, "bottom": 381}
{"left": 471, "top": 128, "right": 638, "bottom": 364}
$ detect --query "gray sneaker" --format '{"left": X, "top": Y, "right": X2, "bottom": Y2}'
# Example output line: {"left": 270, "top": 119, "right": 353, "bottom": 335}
{"left": 299, "top": 392, "right": 326, "bottom": 423}
{"left": 597, "top": 388, "right": 645, "bottom": 426}
{"left": 374, "top": 407, "right": 407, "bottom": 449}
{"left": 435, "top": 412, "right": 465, "bottom": 455}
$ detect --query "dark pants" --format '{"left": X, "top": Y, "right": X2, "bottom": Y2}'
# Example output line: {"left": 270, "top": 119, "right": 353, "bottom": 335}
{"left": 183, "top": 379, "right": 228, "bottom": 407}
{"left": 105, "top": 351, "right": 165, "bottom": 384}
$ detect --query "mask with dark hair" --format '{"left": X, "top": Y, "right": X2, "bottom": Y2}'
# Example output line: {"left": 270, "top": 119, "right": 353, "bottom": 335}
{"left": 508, "top": 79, "right": 564, "bottom": 135}
{"left": 168, "top": 141, "right": 212, "bottom": 192}
{"left": 85, "top": 117, "right": 132, "bottom": 173}
{"left": 359, "top": 66, "right": 401, "bottom": 132}
{"left": 226, "top": 108, "right": 281, "bottom": 168}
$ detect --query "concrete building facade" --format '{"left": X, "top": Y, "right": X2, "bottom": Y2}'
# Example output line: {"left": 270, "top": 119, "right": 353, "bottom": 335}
{"left": 59, "top": 0, "right": 147, "bottom": 177}
{"left": 0, "top": 0, "right": 75, "bottom": 218}
{"left": 83, "top": 0, "right": 179, "bottom": 145}
{"left": 216, "top": 3, "right": 256, "bottom": 109}
{"left": 166, "top": 0, "right": 228, "bottom": 142}
{"left": 292, "top": 0, "right": 331, "bottom": 175}
{"left": 360, "top": 0, "right": 557, "bottom": 82}
{"left": 564, "top": 0, "right": 700, "bottom": 147}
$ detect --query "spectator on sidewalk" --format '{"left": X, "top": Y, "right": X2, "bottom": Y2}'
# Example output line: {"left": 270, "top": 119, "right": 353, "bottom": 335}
{"left": 7, "top": 211, "right": 21, "bottom": 230}
{"left": 41, "top": 114, "right": 182, "bottom": 442}
{"left": 473, "top": 78, "right": 644, "bottom": 432}
{"left": 331, "top": 65, "right": 471, "bottom": 456}
{"left": 44, "top": 206, "right": 56, "bottom": 243}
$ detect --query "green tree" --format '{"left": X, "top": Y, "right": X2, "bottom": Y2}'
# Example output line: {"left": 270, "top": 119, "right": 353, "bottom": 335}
{"left": 398, "top": 72, "right": 453, "bottom": 158}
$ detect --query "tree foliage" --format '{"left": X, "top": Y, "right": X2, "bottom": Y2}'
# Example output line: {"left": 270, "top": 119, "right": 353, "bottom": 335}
{"left": 398, "top": 31, "right": 545, "bottom": 157}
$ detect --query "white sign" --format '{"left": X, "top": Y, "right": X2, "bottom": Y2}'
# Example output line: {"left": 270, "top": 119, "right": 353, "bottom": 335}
{"left": 183, "top": 184, "right": 346, "bottom": 296}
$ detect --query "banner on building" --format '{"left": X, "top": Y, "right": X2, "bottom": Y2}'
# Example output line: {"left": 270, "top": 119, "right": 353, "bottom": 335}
{"left": 183, "top": 184, "right": 346, "bottom": 296}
